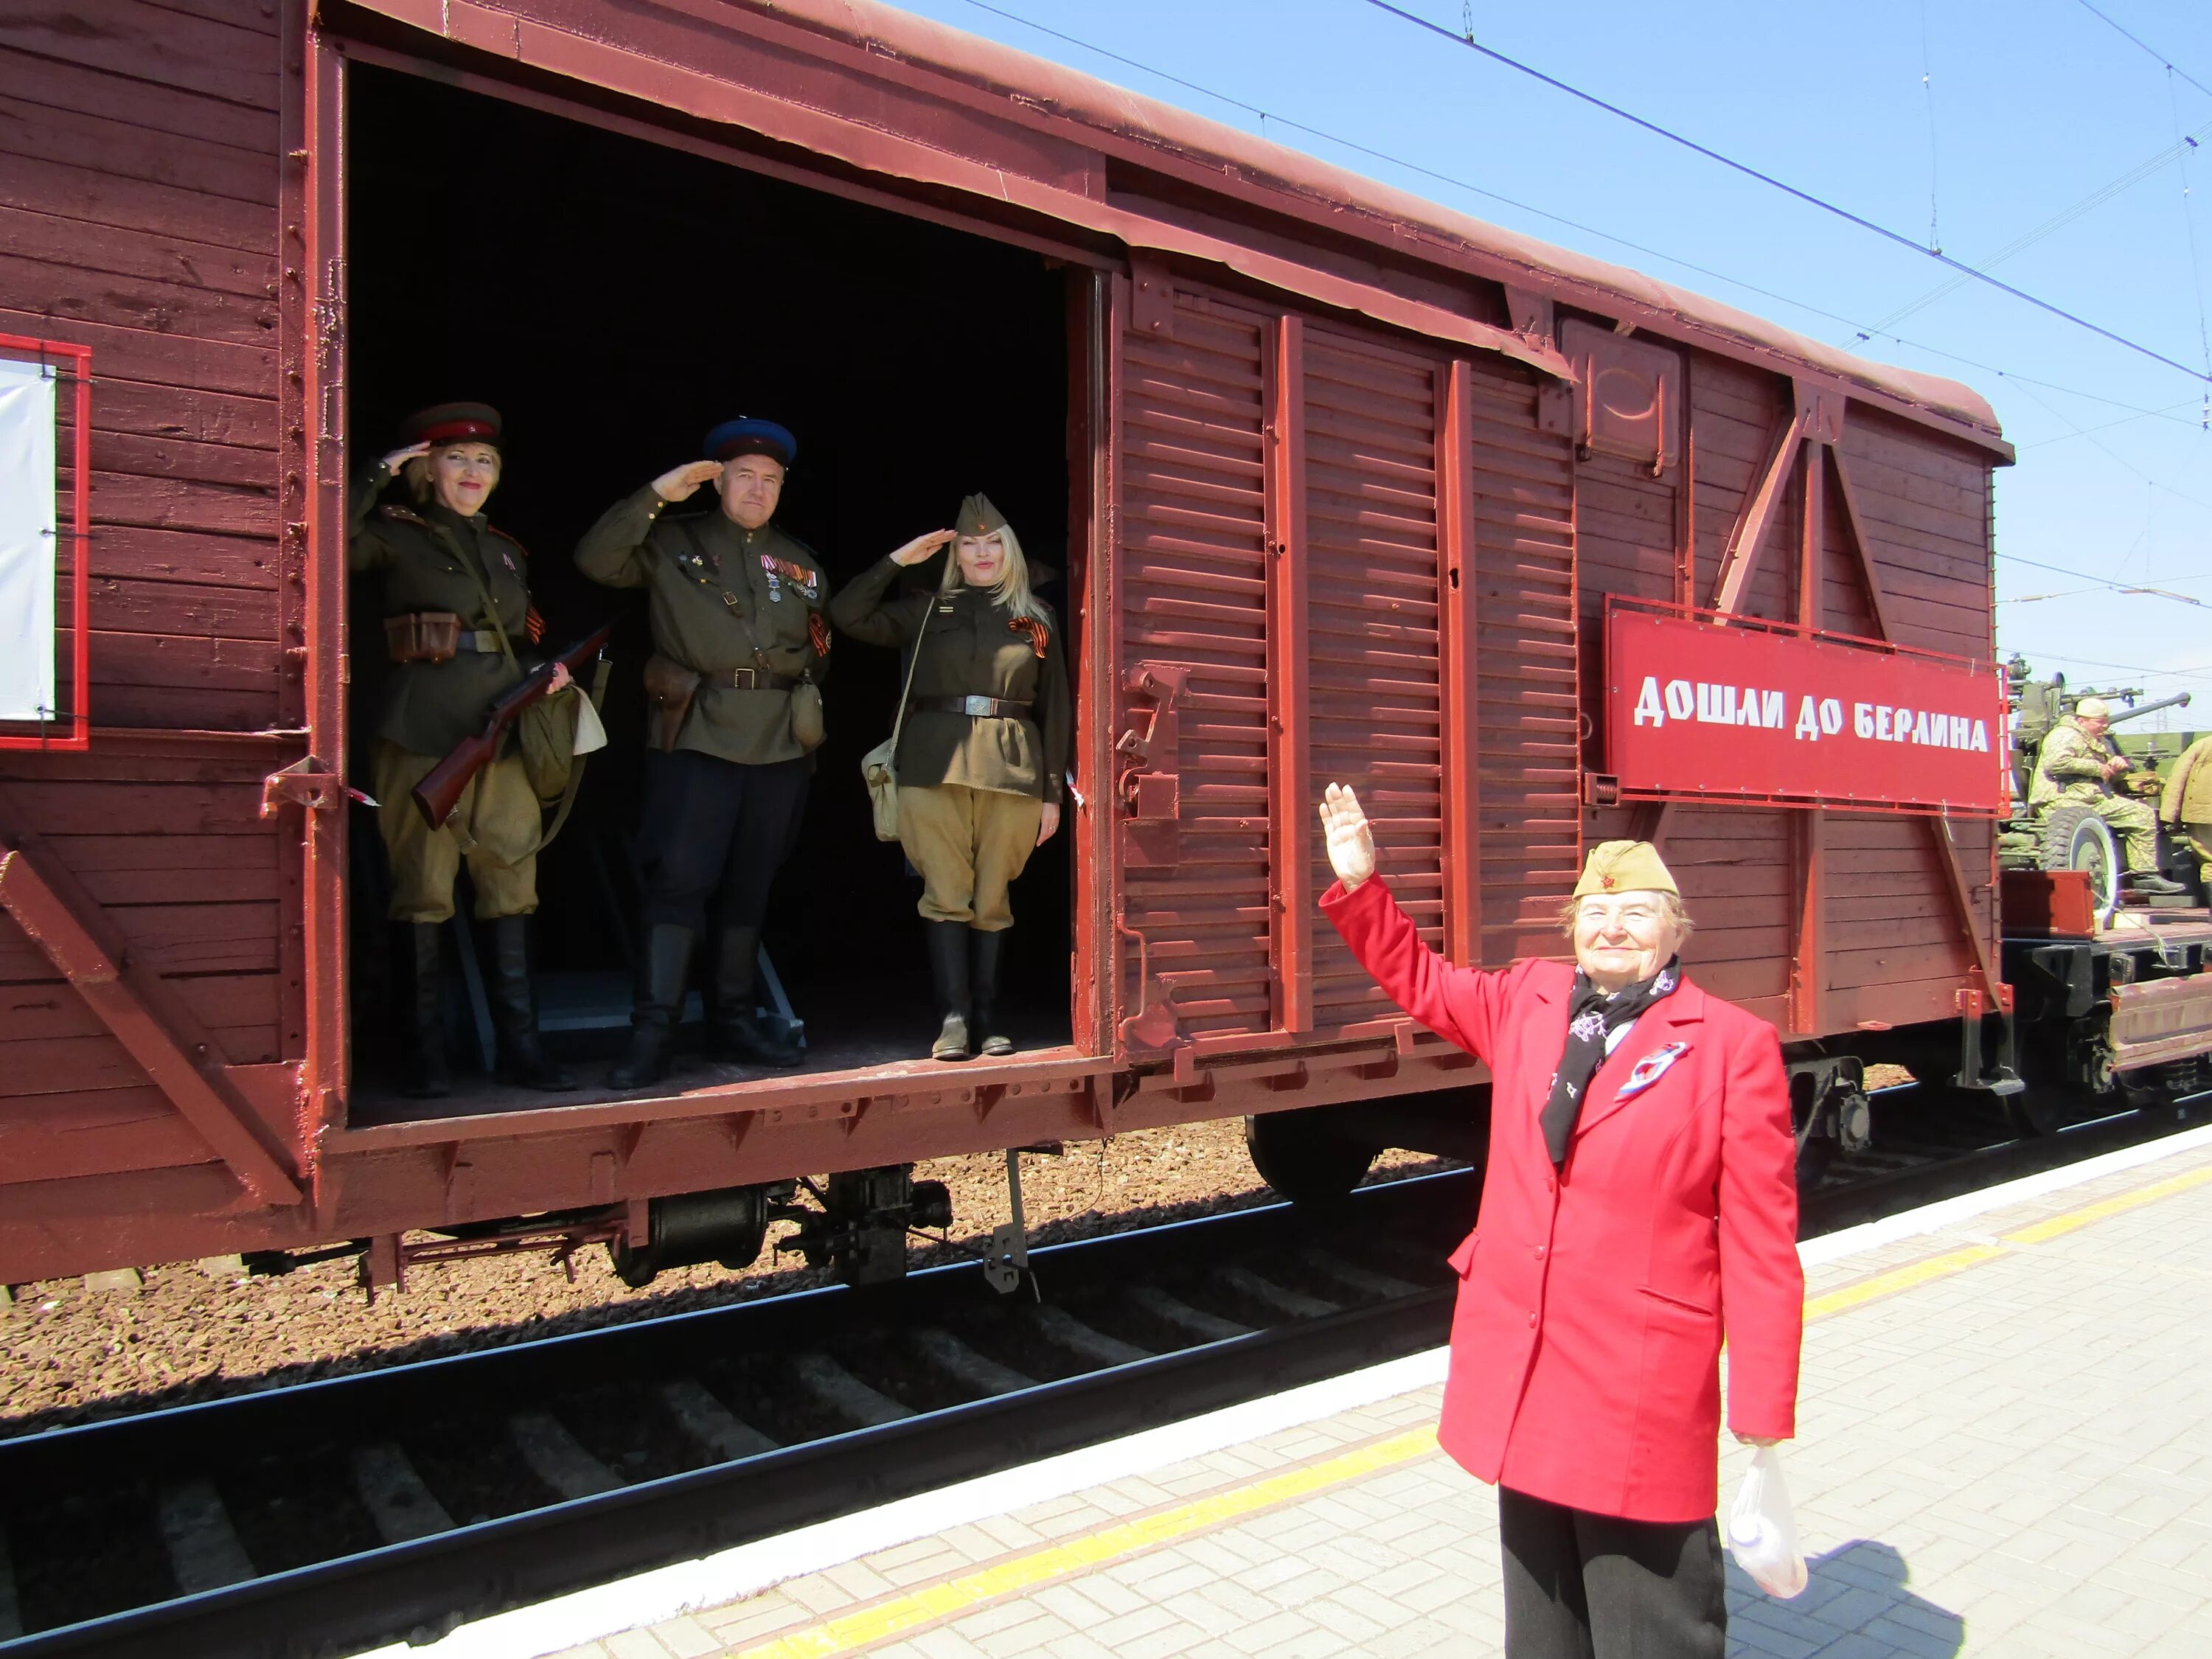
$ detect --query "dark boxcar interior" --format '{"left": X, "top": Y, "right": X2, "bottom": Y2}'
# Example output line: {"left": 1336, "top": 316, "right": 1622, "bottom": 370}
{"left": 343, "top": 66, "right": 1076, "bottom": 1115}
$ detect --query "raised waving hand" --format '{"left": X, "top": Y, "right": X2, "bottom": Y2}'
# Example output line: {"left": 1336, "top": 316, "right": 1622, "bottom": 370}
{"left": 1318, "top": 782, "right": 1377, "bottom": 892}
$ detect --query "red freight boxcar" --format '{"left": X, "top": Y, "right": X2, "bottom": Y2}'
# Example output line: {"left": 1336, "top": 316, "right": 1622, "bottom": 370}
{"left": 0, "top": 0, "right": 2020, "bottom": 1287}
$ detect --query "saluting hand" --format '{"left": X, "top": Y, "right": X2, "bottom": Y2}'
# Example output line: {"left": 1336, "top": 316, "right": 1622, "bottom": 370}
{"left": 651, "top": 460, "right": 724, "bottom": 503}
{"left": 890, "top": 529, "right": 956, "bottom": 568}
{"left": 1037, "top": 801, "right": 1061, "bottom": 847}
{"left": 378, "top": 441, "right": 430, "bottom": 474}
{"left": 1319, "top": 783, "right": 1377, "bottom": 891}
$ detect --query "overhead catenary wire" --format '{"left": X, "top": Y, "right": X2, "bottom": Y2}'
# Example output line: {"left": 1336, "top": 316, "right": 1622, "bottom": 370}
{"left": 2072, "top": 0, "right": 2212, "bottom": 105}
{"left": 952, "top": 0, "right": 2206, "bottom": 441}
{"left": 1357, "top": 0, "right": 2212, "bottom": 383}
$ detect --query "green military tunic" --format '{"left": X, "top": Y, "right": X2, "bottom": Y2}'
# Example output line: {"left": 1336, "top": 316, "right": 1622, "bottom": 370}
{"left": 347, "top": 463, "right": 535, "bottom": 757}
{"left": 828, "top": 556, "right": 1072, "bottom": 803}
{"left": 574, "top": 486, "right": 832, "bottom": 766}
{"left": 347, "top": 461, "right": 544, "bottom": 922}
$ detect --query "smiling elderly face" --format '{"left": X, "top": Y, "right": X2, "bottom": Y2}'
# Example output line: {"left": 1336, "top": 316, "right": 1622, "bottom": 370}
{"left": 1569, "top": 891, "right": 1687, "bottom": 993}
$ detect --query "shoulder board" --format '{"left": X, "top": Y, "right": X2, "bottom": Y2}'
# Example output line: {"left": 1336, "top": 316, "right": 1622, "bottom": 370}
{"left": 379, "top": 505, "right": 430, "bottom": 528}
{"left": 487, "top": 526, "right": 529, "bottom": 557}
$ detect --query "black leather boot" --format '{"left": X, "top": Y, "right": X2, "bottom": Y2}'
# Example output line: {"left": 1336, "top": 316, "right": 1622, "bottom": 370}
{"left": 488, "top": 915, "right": 577, "bottom": 1091}
{"left": 970, "top": 926, "right": 1012, "bottom": 1057}
{"left": 927, "top": 919, "right": 971, "bottom": 1061}
{"left": 2128, "top": 869, "right": 2189, "bottom": 897}
{"left": 611, "top": 923, "right": 694, "bottom": 1089}
{"left": 712, "top": 924, "right": 804, "bottom": 1068}
{"left": 400, "top": 922, "right": 451, "bottom": 1099}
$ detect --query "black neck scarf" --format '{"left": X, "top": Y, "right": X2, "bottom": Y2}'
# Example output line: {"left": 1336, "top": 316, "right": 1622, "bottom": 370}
{"left": 1540, "top": 957, "right": 1682, "bottom": 1166}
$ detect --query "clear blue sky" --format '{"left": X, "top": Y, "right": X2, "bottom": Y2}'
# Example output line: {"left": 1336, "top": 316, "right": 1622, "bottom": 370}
{"left": 891, "top": 0, "right": 2212, "bottom": 724}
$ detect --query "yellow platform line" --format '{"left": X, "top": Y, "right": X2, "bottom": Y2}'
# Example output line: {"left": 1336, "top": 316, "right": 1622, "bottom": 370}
{"left": 726, "top": 1152, "right": 2212, "bottom": 1658}
{"left": 729, "top": 1425, "right": 1440, "bottom": 1658}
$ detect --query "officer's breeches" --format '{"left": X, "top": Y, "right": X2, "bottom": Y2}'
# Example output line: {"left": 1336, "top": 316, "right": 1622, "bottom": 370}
{"left": 635, "top": 748, "right": 810, "bottom": 933}
{"left": 898, "top": 783, "right": 1043, "bottom": 931}
{"left": 372, "top": 740, "right": 540, "bottom": 922}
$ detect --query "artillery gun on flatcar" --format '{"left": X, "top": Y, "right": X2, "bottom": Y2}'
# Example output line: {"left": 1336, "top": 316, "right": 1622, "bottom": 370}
{"left": 1997, "top": 659, "right": 2199, "bottom": 917}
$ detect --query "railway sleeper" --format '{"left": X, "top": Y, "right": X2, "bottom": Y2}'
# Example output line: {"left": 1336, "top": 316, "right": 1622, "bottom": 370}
{"left": 1295, "top": 1246, "right": 1422, "bottom": 1301}
{"left": 789, "top": 1352, "right": 915, "bottom": 1427}
{"left": 0, "top": 1526, "right": 19, "bottom": 1642}
{"left": 1122, "top": 1286, "right": 1252, "bottom": 1343}
{"left": 351, "top": 1442, "right": 456, "bottom": 1545}
{"left": 1212, "top": 1265, "right": 1339, "bottom": 1321}
{"left": 658, "top": 1377, "right": 779, "bottom": 1462}
{"left": 908, "top": 1327, "right": 1037, "bottom": 1397}
{"left": 154, "top": 1478, "right": 256, "bottom": 1594}
{"left": 505, "top": 1411, "right": 624, "bottom": 1501}
{"left": 1020, "top": 1303, "right": 1150, "bottom": 1367}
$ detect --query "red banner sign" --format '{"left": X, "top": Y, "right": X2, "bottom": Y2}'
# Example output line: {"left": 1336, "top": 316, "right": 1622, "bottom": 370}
{"left": 1604, "top": 607, "right": 2008, "bottom": 814}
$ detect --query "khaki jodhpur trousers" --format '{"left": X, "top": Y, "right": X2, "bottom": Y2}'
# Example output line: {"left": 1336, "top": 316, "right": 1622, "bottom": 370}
{"left": 372, "top": 739, "right": 540, "bottom": 923}
{"left": 898, "top": 782, "right": 1043, "bottom": 932}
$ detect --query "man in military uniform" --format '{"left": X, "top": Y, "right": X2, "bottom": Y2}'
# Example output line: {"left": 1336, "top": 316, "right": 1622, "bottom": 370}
{"left": 576, "top": 418, "right": 832, "bottom": 1085}
{"left": 2161, "top": 731, "right": 2212, "bottom": 871}
{"left": 350, "top": 401, "right": 577, "bottom": 1096}
{"left": 2030, "top": 696, "right": 2185, "bottom": 894}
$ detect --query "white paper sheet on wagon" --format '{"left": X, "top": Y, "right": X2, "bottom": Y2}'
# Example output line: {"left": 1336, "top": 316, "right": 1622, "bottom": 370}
{"left": 0, "top": 355, "right": 58, "bottom": 724}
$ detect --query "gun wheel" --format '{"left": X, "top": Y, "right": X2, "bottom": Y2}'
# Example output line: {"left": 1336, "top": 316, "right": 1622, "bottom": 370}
{"left": 2039, "top": 805, "right": 2121, "bottom": 920}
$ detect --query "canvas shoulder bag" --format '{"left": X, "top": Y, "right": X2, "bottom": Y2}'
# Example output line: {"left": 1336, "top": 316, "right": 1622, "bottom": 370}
{"left": 863, "top": 592, "right": 934, "bottom": 842}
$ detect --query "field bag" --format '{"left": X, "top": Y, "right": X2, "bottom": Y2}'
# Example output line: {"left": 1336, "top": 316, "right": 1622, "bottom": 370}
{"left": 862, "top": 591, "right": 936, "bottom": 842}
{"left": 1727, "top": 1445, "right": 1808, "bottom": 1598}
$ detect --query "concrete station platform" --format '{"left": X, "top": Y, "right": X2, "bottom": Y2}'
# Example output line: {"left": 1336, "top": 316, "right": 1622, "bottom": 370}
{"left": 406, "top": 1129, "right": 2212, "bottom": 1659}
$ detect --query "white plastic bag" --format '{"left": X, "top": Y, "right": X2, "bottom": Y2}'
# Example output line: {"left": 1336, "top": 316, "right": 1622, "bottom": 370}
{"left": 1726, "top": 1446, "right": 1808, "bottom": 1598}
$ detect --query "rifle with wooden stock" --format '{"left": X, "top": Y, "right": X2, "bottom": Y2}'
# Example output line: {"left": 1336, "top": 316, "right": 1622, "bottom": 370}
{"left": 411, "top": 622, "right": 614, "bottom": 830}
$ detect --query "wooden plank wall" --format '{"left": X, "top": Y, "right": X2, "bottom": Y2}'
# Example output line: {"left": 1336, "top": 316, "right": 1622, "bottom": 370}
{"left": 0, "top": 1, "right": 291, "bottom": 1194}
{"left": 1570, "top": 349, "right": 1996, "bottom": 1035}
{"left": 1464, "top": 356, "right": 1579, "bottom": 965}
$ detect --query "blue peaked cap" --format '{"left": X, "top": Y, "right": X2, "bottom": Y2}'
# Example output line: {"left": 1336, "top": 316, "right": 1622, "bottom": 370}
{"left": 703, "top": 417, "right": 797, "bottom": 467}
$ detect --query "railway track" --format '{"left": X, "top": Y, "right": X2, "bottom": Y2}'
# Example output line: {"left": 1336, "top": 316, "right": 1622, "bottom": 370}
{"left": 1, "top": 1093, "right": 2203, "bottom": 1659}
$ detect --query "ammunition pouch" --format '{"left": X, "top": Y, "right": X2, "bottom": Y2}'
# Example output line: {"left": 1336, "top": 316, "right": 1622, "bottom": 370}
{"left": 386, "top": 611, "right": 462, "bottom": 664}
{"left": 642, "top": 653, "right": 701, "bottom": 753}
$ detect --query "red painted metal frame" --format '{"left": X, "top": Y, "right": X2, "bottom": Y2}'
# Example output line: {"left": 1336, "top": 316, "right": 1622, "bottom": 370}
{"left": 1438, "top": 358, "right": 1481, "bottom": 967}
{"left": 1266, "top": 314, "right": 1313, "bottom": 1034}
{"left": 0, "top": 333, "right": 91, "bottom": 753}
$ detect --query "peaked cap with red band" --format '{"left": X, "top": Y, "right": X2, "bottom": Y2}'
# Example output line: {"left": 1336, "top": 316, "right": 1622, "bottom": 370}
{"left": 399, "top": 402, "right": 502, "bottom": 448}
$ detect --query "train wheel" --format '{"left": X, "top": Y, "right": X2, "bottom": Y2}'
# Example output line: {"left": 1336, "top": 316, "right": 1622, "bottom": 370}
{"left": 2039, "top": 806, "right": 2121, "bottom": 919}
{"left": 1792, "top": 1135, "right": 1838, "bottom": 1192}
{"left": 1245, "top": 1110, "right": 1379, "bottom": 1206}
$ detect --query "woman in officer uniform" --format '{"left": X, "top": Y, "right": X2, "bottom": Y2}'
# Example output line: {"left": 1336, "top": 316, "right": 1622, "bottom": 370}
{"left": 830, "top": 495, "right": 1071, "bottom": 1061}
{"left": 350, "top": 403, "right": 576, "bottom": 1097}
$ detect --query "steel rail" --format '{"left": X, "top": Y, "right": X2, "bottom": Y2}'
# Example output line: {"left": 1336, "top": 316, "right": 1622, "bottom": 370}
{"left": 4, "top": 1099, "right": 2205, "bottom": 1658}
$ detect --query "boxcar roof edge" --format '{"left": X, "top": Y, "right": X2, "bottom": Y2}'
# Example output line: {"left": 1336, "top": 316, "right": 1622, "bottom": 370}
{"left": 762, "top": 0, "right": 2007, "bottom": 454}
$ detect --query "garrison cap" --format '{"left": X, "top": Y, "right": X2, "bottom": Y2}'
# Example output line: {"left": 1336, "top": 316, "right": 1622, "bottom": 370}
{"left": 955, "top": 493, "right": 1010, "bottom": 538}
{"left": 2076, "top": 697, "right": 2113, "bottom": 721}
{"left": 1571, "top": 840, "right": 1679, "bottom": 899}
{"left": 704, "top": 417, "right": 797, "bottom": 468}
{"left": 400, "top": 402, "right": 501, "bottom": 448}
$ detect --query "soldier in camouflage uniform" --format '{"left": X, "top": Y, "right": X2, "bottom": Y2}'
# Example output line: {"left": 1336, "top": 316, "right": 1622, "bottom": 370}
{"left": 349, "top": 402, "right": 577, "bottom": 1096}
{"left": 576, "top": 418, "right": 832, "bottom": 1086}
{"left": 2029, "top": 696, "right": 2185, "bottom": 894}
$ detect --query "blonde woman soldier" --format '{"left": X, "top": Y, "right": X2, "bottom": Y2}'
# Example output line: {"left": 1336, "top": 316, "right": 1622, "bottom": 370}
{"left": 829, "top": 495, "right": 1071, "bottom": 1061}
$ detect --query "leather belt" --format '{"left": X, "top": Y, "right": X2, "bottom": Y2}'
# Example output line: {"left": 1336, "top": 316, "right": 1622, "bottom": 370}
{"left": 913, "top": 694, "right": 1033, "bottom": 717}
{"left": 453, "top": 629, "right": 503, "bottom": 654}
{"left": 704, "top": 666, "right": 800, "bottom": 691}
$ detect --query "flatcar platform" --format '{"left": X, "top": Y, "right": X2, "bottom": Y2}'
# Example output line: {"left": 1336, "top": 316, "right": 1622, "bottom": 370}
{"left": 434, "top": 1130, "right": 2212, "bottom": 1659}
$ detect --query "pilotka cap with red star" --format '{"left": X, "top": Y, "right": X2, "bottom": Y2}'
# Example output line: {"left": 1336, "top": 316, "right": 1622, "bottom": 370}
{"left": 1571, "top": 840, "right": 1679, "bottom": 898}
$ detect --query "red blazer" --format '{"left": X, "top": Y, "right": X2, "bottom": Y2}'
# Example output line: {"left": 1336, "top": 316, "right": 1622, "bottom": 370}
{"left": 1321, "top": 877, "right": 1802, "bottom": 1522}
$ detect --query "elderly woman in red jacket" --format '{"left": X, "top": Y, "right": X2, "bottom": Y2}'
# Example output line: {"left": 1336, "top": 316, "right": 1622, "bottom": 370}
{"left": 1318, "top": 784, "right": 1801, "bottom": 1659}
